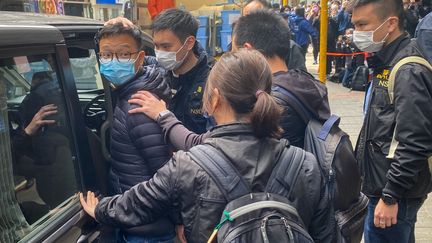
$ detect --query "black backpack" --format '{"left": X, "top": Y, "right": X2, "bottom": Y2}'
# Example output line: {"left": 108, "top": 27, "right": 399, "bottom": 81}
{"left": 189, "top": 143, "right": 314, "bottom": 243}
{"left": 351, "top": 65, "right": 369, "bottom": 91}
{"left": 271, "top": 85, "right": 368, "bottom": 243}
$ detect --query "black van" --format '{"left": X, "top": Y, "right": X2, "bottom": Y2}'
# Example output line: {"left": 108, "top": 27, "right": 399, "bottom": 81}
{"left": 0, "top": 11, "right": 152, "bottom": 243}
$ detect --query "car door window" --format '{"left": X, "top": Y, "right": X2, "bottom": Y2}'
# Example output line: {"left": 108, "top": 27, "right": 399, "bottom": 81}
{"left": 0, "top": 53, "right": 79, "bottom": 241}
{"left": 69, "top": 48, "right": 103, "bottom": 90}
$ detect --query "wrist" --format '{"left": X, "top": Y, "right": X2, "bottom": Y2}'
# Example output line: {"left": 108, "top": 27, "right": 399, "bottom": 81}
{"left": 24, "top": 127, "right": 33, "bottom": 136}
{"left": 381, "top": 193, "right": 398, "bottom": 205}
{"left": 156, "top": 110, "right": 171, "bottom": 122}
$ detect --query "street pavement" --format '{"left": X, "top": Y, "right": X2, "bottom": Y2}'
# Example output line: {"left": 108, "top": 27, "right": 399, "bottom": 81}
{"left": 305, "top": 51, "right": 432, "bottom": 242}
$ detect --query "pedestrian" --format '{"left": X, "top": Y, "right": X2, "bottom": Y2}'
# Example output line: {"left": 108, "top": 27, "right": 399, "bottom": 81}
{"left": 291, "top": 7, "right": 318, "bottom": 57}
{"left": 151, "top": 9, "right": 210, "bottom": 134}
{"left": 351, "top": 0, "right": 432, "bottom": 241}
{"left": 337, "top": 1, "right": 351, "bottom": 36}
{"left": 106, "top": 10, "right": 211, "bottom": 134}
{"left": 79, "top": 49, "right": 326, "bottom": 243}
{"left": 313, "top": 11, "right": 339, "bottom": 76}
{"left": 311, "top": 5, "right": 321, "bottom": 65}
{"left": 403, "top": 0, "right": 420, "bottom": 37}
{"left": 127, "top": 11, "right": 333, "bottom": 242}
{"left": 243, "top": 0, "right": 307, "bottom": 71}
{"left": 95, "top": 22, "right": 177, "bottom": 242}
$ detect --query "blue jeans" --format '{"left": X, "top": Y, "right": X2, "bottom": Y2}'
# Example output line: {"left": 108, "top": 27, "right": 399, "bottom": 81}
{"left": 364, "top": 196, "right": 426, "bottom": 243}
{"left": 342, "top": 67, "right": 353, "bottom": 87}
{"left": 119, "top": 232, "right": 175, "bottom": 243}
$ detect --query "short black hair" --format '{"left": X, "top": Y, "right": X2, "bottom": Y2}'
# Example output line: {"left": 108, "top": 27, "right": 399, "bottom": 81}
{"left": 349, "top": 0, "right": 405, "bottom": 30}
{"left": 295, "top": 7, "right": 306, "bottom": 17}
{"left": 95, "top": 23, "right": 143, "bottom": 49}
{"left": 151, "top": 8, "right": 199, "bottom": 42}
{"left": 246, "top": 0, "right": 272, "bottom": 9}
{"left": 234, "top": 10, "right": 291, "bottom": 59}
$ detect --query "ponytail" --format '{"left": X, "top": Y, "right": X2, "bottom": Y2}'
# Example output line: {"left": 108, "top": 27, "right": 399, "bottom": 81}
{"left": 205, "top": 49, "right": 283, "bottom": 139}
{"left": 251, "top": 90, "right": 283, "bottom": 139}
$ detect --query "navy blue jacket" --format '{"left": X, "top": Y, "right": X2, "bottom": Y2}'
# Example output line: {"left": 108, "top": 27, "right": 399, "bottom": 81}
{"left": 337, "top": 10, "right": 351, "bottom": 34}
{"left": 292, "top": 16, "right": 318, "bottom": 46}
{"left": 109, "top": 65, "right": 171, "bottom": 194}
{"left": 146, "top": 42, "right": 210, "bottom": 134}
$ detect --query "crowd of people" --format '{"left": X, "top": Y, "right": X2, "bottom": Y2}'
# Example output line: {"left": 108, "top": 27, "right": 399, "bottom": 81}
{"left": 73, "top": 0, "right": 432, "bottom": 243}
{"left": 272, "top": 0, "right": 431, "bottom": 86}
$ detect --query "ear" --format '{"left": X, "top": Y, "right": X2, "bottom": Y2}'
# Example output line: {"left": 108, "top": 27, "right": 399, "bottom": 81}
{"left": 243, "top": 42, "right": 253, "bottom": 49}
{"left": 135, "top": 50, "right": 145, "bottom": 69}
{"left": 185, "top": 36, "right": 196, "bottom": 51}
{"left": 388, "top": 17, "right": 399, "bottom": 33}
{"left": 210, "top": 88, "right": 221, "bottom": 114}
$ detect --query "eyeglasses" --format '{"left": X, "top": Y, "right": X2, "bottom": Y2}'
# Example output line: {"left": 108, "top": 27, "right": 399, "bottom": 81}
{"left": 98, "top": 51, "right": 139, "bottom": 64}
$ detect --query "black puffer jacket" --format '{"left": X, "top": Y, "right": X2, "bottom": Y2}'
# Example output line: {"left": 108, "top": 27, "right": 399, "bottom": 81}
{"left": 356, "top": 34, "right": 432, "bottom": 199}
{"left": 109, "top": 65, "right": 171, "bottom": 194}
{"left": 272, "top": 70, "right": 331, "bottom": 147}
{"left": 95, "top": 124, "right": 333, "bottom": 243}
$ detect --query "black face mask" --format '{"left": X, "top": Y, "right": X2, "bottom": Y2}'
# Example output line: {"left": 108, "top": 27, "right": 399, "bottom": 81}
{"left": 203, "top": 112, "right": 217, "bottom": 131}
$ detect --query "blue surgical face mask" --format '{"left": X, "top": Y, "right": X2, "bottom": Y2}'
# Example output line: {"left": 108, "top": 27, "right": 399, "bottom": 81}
{"left": 100, "top": 59, "right": 136, "bottom": 87}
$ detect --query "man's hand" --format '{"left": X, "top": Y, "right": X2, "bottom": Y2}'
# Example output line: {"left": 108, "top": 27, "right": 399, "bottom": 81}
{"left": 128, "top": 91, "right": 168, "bottom": 121}
{"left": 79, "top": 191, "right": 99, "bottom": 219}
{"left": 24, "top": 104, "right": 57, "bottom": 136}
{"left": 176, "top": 225, "right": 187, "bottom": 243}
{"left": 374, "top": 199, "right": 398, "bottom": 228}
{"left": 104, "top": 16, "right": 134, "bottom": 28}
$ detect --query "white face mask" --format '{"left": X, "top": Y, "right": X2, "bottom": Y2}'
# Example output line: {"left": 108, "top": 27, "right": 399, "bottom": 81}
{"left": 155, "top": 38, "right": 191, "bottom": 71}
{"left": 353, "top": 19, "right": 390, "bottom": 53}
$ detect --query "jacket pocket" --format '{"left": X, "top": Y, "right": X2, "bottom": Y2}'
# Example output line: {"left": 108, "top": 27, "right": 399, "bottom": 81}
{"left": 191, "top": 196, "right": 226, "bottom": 242}
{"left": 368, "top": 87, "right": 395, "bottom": 140}
{"left": 363, "top": 139, "right": 392, "bottom": 195}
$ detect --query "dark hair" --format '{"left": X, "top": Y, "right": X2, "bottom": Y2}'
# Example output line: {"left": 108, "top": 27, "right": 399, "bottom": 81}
{"left": 246, "top": 0, "right": 272, "bottom": 9}
{"left": 95, "top": 23, "right": 143, "bottom": 49}
{"left": 151, "top": 8, "right": 199, "bottom": 42}
{"left": 295, "top": 7, "right": 306, "bottom": 17}
{"left": 203, "top": 49, "right": 282, "bottom": 139}
{"left": 234, "top": 10, "right": 291, "bottom": 59}
{"left": 349, "top": 0, "right": 405, "bottom": 30}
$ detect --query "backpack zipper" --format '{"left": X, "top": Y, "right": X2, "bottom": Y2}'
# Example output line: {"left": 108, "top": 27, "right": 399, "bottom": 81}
{"left": 282, "top": 217, "right": 294, "bottom": 242}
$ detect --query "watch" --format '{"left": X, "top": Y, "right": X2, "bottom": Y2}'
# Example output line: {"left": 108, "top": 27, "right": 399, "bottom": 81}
{"left": 381, "top": 193, "right": 397, "bottom": 205}
{"left": 157, "top": 110, "right": 171, "bottom": 122}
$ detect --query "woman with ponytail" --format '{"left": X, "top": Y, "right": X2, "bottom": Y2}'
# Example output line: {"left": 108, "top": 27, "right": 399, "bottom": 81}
{"left": 79, "top": 49, "right": 330, "bottom": 243}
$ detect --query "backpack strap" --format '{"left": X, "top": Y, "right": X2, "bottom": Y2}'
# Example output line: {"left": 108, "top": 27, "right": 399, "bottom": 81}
{"left": 318, "top": 115, "right": 341, "bottom": 141}
{"left": 387, "top": 56, "right": 432, "bottom": 173}
{"left": 272, "top": 85, "right": 341, "bottom": 142}
{"left": 388, "top": 56, "right": 432, "bottom": 104}
{"left": 271, "top": 85, "right": 312, "bottom": 123}
{"left": 189, "top": 145, "right": 250, "bottom": 201}
{"left": 266, "top": 145, "right": 306, "bottom": 199}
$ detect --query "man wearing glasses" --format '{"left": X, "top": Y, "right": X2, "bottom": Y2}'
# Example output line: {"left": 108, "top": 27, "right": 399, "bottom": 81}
{"left": 95, "top": 23, "right": 176, "bottom": 242}
{"left": 107, "top": 9, "right": 210, "bottom": 134}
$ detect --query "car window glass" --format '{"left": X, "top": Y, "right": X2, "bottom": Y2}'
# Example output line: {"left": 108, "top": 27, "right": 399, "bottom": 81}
{"left": 69, "top": 48, "right": 103, "bottom": 90}
{"left": 0, "top": 54, "right": 79, "bottom": 241}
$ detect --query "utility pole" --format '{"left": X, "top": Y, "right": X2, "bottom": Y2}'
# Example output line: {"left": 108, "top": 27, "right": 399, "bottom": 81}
{"left": 319, "top": 0, "right": 328, "bottom": 83}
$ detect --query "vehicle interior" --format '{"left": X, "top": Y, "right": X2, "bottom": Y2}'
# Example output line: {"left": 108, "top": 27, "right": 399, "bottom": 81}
{"left": 0, "top": 11, "right": 156, "bottom": 242}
